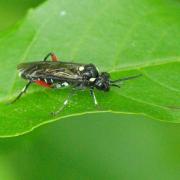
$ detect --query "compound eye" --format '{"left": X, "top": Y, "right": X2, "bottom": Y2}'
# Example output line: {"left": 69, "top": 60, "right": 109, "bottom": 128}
{"left": 104, "top": 84, "right": 110, "bottom": 91}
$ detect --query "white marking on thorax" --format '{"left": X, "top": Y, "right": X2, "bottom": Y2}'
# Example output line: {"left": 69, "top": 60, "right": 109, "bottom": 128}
{"left": 44, "top": 79, "right": 47, "bottom": 83}
{"left": 50, "top": 79, "right": 54, "bottom": 83}
{"left": 79, "top": 66, "right": 84, "bottom": 71}
{"left": 89, "top": 78, "right": 96, "bottom": 82}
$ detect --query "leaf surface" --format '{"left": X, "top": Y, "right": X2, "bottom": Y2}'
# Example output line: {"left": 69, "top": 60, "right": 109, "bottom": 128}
{"left": 0, "top": 0, "right": 180, "bottom": 136}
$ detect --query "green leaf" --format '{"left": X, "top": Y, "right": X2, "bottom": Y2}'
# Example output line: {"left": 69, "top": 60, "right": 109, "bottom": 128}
{"left": 0, "top": 0, "right": 179, "bottom": 137}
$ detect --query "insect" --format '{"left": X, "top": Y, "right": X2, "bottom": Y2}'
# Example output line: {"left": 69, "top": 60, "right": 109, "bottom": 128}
{"left": 11, "top": 52, "right": 142, "bottom": 115}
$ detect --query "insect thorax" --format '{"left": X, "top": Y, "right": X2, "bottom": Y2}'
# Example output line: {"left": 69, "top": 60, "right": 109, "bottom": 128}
{"left": 81, "top": 64, "right": 99, "bottom": 80}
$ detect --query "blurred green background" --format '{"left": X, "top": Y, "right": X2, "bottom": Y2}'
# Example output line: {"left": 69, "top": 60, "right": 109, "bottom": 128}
{"left": 0, "top": 0, "right": 180, "bottom": 180}
{"left": 0, "top": 0, "right": 44, "bottom": 31}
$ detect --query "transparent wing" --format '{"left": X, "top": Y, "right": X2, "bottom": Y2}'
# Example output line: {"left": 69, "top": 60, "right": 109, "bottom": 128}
{"left": 18, "top": 61, "right": 83, "bottom": 82}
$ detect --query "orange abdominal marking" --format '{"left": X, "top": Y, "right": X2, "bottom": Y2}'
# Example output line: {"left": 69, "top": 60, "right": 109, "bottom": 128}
{"left": 35, "top": 80, "right": 52, "bottom": 88}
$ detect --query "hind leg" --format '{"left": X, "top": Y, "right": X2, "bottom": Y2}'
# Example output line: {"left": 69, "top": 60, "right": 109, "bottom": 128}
{"left": 51, "top": 89, "right": 76, "bottom": 116}
{"left": 43, "top": 52, "right": 59, "bottom": 62}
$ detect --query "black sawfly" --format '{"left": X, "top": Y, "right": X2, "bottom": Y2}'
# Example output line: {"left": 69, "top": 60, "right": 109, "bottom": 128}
{"left": 11, "top": 52, "right": 142, "bottom": 115}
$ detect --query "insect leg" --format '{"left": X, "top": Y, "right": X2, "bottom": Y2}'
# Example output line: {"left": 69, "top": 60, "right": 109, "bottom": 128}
{"left": 52, "top": 90, "right": 76, "bottom": 116}
{"left": 43, "top": 52, "right": 59, "bottom": 62}
{"left": 90, "top": 88, "right": 98, "bottom": 106}
{"left": 10, "top": 81, "right": 32, "bottom": 104}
